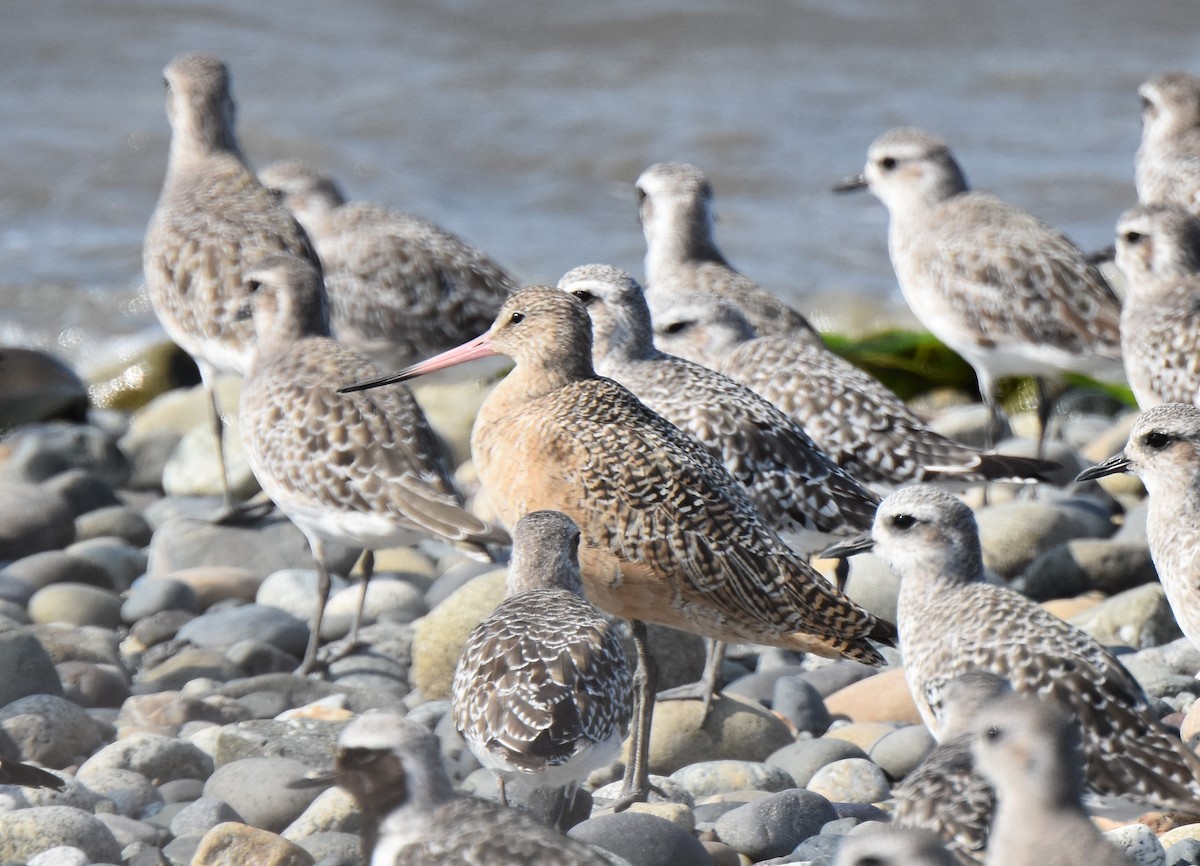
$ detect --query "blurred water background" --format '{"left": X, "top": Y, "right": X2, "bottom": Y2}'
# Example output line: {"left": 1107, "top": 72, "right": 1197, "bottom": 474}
{"left": 3, "top": 0, "right": 1199, "bottom": 375}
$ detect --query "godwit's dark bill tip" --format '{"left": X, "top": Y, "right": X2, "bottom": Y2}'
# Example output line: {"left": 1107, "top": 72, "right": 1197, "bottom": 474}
{"left": 337, "top": 371, "right": 413, "bottom": 394}
{"left": 819, "top": 531, "right": 875, "bottom": 560}
{"left": 832, "top": 173, "right": 869, "bottom": 194}
{"left": 1074, "top": 453, "right": 1132, "bottom": 483}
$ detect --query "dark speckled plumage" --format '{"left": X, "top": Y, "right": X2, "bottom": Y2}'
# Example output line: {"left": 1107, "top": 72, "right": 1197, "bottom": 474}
{"left": 452, "top": 511, "right": 632, "bottom": 798}
{"left": 259, "top": 159, "right": 516, "bottom": 369}
{"left": 336, "top": 712, "right": 612, "bottom": 866}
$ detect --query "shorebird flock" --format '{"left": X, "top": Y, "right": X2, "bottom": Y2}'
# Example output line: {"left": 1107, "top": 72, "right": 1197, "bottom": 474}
{"left": 142, "top": 51, "right": 1200, "bottom": 865}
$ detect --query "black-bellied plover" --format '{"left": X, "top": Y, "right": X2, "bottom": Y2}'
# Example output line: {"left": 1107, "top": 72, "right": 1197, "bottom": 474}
{"left": 143, "top": 53, "right": 321, "bottom": 513}
{"left": 1077, "top": 403, "right": 1200, "bottom": 655}
{"left": 649, "top": 292, "right": 1058, "bottom": 487}
{"left": 1113, "top": 204, "right": 1200, "bottom": 408}
{"left": 237, "top": 253, "right": 508, "bottom": 673}
{"left": 636, "top": 161, "right": 812, "bottom": 337}
{"left": 835, "top": 828, "right": 957, "bottom": 866}
{"left": 259, "top": 160, "right": 516, "bottom": 370}
{"left": 341, "top": 287, "right": 896, "bottom": 801}
{"left": 835, "top": 127, "right": 1124, "bottom": 448}
{"left": 1136, "top": 72, "right": 1200, "bottom": 215}
{"left": 972, "top": 694, "right": 1137, "bottom": 866}
{"left": 822, "top": 485, "right": 1200, "bottom": 809}
{"left": 892, "top": 671, "right": 1011, "bottom": 866}
{"left": 334, "top": 711, "right": 612, "bottom": 865}
{"left": 451, "top": 510, "right": 632, "bottom": 816}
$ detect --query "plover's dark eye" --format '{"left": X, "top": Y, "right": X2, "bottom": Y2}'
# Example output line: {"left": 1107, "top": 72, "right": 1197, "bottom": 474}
{"left": 1140, "top": 95, "right": 1154, "bottom": 113}
{"left": 572, "top": 290, "right": 596, "bottom": 305}
{"left": 663, "top": 320, "right": 691, "bottom": 335}
{"left": 879, "top": 156, "right": 898, "bottom": 171}
{"left": 1143, "top": 430, "right": 1172, "bottom": 450}
{"left": 636, "top": 186, "right": 648, "bottom": 204}
{"left": 983, "top": 724, "right": 1002, "bottom": 742}
{"left": 890, "top": 513, "right": 916, "bottom": 531}
{"left": 246, "top": 279, "right": 262, "bottom": 294}
{"left": 509, "top": 311, "right": 525, "bottom": 325}
{"left": 1123, "top": 230, "right": 1145, "bottom": 245}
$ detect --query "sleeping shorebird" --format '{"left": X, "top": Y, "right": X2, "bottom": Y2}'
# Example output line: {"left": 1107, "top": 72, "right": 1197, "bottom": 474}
{"left": 452, "top": 510, "right": 632, "bottom": 819}
{"left": 1136, "top": 71, "right": 1200, "bottom": 215}
{"left": 143, "top": 53, "right": 321, "bottom": 515}
{"left": 334, "top": 711, "right": 612, "bottom": 865}
{"left": 259, "top": 159, "right": 516, "bottom": 370}
{"left": 237, "top": 253, "right": 508, "bottom": 673}
{"left": 835, "top": 127, "right": 1123, "bottom": 450}
{"left": 822, "top": 485, "right": 1200, "bottom": 810}
{"left": 341, "top": 286, "right": 895, "bottom": 801}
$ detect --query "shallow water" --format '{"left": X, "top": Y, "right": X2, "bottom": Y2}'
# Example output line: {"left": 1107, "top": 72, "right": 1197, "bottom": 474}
{"left": 2, "top": 0, "right": 1199, "bottom": 373}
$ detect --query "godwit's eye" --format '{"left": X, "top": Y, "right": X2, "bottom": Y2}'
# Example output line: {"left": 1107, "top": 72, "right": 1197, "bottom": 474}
{"left": 509, "top": 311, "right": 525, "bottom": 325}
{"left": 890, "top": 513, "right": 916, "bottom": 531}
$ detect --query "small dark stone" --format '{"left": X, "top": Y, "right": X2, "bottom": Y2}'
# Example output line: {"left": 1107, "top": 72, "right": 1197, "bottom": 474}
{"left": 569, "top": 812, "right": 712, "bottom": 866}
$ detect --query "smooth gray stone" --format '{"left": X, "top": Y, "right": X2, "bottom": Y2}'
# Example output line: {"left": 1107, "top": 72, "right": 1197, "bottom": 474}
{"left": 0, "top": 625, "right": 63, "bottom": 703}
{"left": 0, "top": 347, "right": 87, "bottom": 428}
{"left": 669, "top": 760, "right": 795, "bottom": 798}
{"left": 2, "top": 549, "right": 115, "bottom": 591}
{"left": 4, "top": 424, "right": 130, "bottom": 489}
{"left": 714, "top": 788, "right": 838, "bottom": 861}
{"left": 806, "top": 757, "right": 891, "bottom": 804}
{"left": 73, "top": 767, "right": 163, "bottom": 818}
{"left": 0, "top": 805, "right": 122, "bottom": 864}
{"left": 766, "top": 738, "right": 870, "bottom": 787}
{"left": 773, "top": 675, "right": 833, "bottom": 735}
{"left": 0, "top": 693, "right": 102, "bottom": 766}
{"left": 869, "top": 725, "right": 935, "bottom": 781}
{"left": 42, "top": 470, "right": 123, "bottom": 518}
{"left": 65, "top": 537, "right": 147, "bottom": 590}
{"left": 74, "top": 506, "right": 154, "bottom": 547}
{"left": 203, "top": 756, "right": 325, "bottom": 833}
{"left": 0, "top": 480, "right": 75, "bottom": 561}
{"left": 29, "top": 582, "right": 124, "bottom": 629}
{"left": 212, "top": 718, "right": 349, "bottom": 768}
{"left": 57, "top": 660, "right": 131, "bottom": 708}
{"left": 976, "top": 498, "right": 1115, "bottom": 579}
{"left": 93, "top": 813, "right": 167, "bottom": 848}
{"left": 225, "top": 639, "right": 300, "bottom": 676}
{"left": 1021, "top": 539, "right": 1158, "bottom": 601}
{"left": 168, "top": 796, "right": 243, "bottom": 838}
{"left": 176, "top": 604, "right": 309, "bottom": 657}
{"left": 80, "top": 732, "right": 214, "bottom": 784}
{"left": 797, "top": 661, "right": 876, "bottom": 697}
{"left": 294, "top": 831, "right": 365, "bottom": 866}
{"left": 122, "top": 578, "right": 199, "bottom": 623}
{"left": 569, "top": 812, "right": 712, "bottom": 866}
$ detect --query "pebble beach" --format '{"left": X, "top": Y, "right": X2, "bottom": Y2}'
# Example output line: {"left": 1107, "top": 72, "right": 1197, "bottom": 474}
{"left": 0, "top": 360, "right": 1199, "bottom": 866}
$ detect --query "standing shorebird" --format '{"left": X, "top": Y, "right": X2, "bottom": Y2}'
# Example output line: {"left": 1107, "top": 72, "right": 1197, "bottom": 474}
{"left": 822, "top": 485, "right": 1200, "bottom": 810}
{"left": 452, "top": 510, "right": 632, "bottom": 818}
{"left": 237, "top": 253, "right": 508, "bottom": 673}
{"left": 341, "top": 287, "right": 895, "bottom": 800}
{"left": 1136, "top": 72, "right": 1200, "bottom": 215}
{"left": 143, "top": 53, "right": 321, "bottom": 513}
{"left": 636, "top": 161, "right": 811, "bottom": 337}
{"left": 258, "top": 160, "right": 516, "bottom": 370}
{"left": 835, "top": 829, "right": 957, "bottom": 866}
{"left": 971, "top": 695, "right": 1136, "bottom": 866}
{"left": 1077, "top": 404, "right": 1200, "bottom": 655}
{"left": 892, "top": 671, "right": 1011, "bottom": 866}
{"left": 650, "top": 292, "right": 1058, "bottom": 487}
{"left": 334, "top": 712, "right": 613, "bottom": 865}
{"left": 835, "top": 127, "right": 1124, "bottom": 448}
{"left": 1113, "top": 204, "right": 1200, "bottom": 408}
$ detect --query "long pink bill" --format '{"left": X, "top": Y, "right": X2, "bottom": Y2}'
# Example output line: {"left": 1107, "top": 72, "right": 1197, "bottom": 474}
{"left": 337, "top": 333, "right": 498, "bottom": 394}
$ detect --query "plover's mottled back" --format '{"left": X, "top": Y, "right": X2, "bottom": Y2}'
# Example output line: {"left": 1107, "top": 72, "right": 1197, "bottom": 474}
{"left": 1114, "top": 204, "right": 1200, "bottom": 408}
{"left": 341, "top": 286, "right": 896, "bottom": 799}
{"left": 452, "top": 510, "right": 632, "bottom": 809}
{"left": 835, "top": 828, "right": 958, "bottom": 866}
{"left": 636, "top": 162, "right": 813, "bottom": 337}
{"left": 650, "top": 292, "right": 1058, "bottom": 486}
{"left": 893, "top": 671, "right": 1011, "bottom": 866}
{"left": 144, "top": 54, "right": 321, "bottom": 510}
{"left": 259, "top": 160, "right": 516, "bottom": 370}
{"left": 335, "top": 712, "right": 612, "bottom": 865}
{"left": 1136, "top": 72, "right": 1200, "bottom": 215}
{"left": 836, "top": 127, "right": 1123, "bottom": 446}
{"left": 557, "top": 264, "right": 878, "bottom": 539}
{"left": 1077, "top": 404, "right": 1200, "bottom": 654}
{"left": 823, "top": 485, "right": 1200, "bottom": 810}
{"left": 237, "top": 253, "right": 508, "bottom": 672}
{"left": 972, "top": 694, "right": 1136, "bottom": 866}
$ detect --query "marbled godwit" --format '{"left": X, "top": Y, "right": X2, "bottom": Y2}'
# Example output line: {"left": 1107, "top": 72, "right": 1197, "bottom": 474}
{"left": 1137, "top": 72, "right": 1200, "bottom": 215}
{"left": 259, "top": 160, "right": 516, "bottom": 370}
{"left": 823, "top": 485, "right": 1200, "bottom": 810}
{"left": 636, "top": 161, "right": 811, "bottom": 338}
{"left": 835, "top": 127, "right": 1124, "bottom": 449}
{"left": 143, "top": 53, "right": 321, "bottom": 514}
{"left": 452, "top": 510, "right": 632, "bottom": 818}
{"left": 342, "top": 286, "right": 895, "bottom": 799}
{"left": 1112, "top": 204, "right": 1200, "bottom": 408}
{"left": 971, "top": 695, "right": 1137, "bottom": 866}
{"left": 335, "top": 712, "right": 613, "bottom": 865}
{"left": 237, "top": 253, "right": 508, "bottom": 673}
{"left": 650, "top": 292, "right": 1058, "bottom": 487}
{"left": 1077, "top": 404, "right": 1200, "bottom": 656}
{"left": 893, "top": 671, "right": 1010, "bottom": 866}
